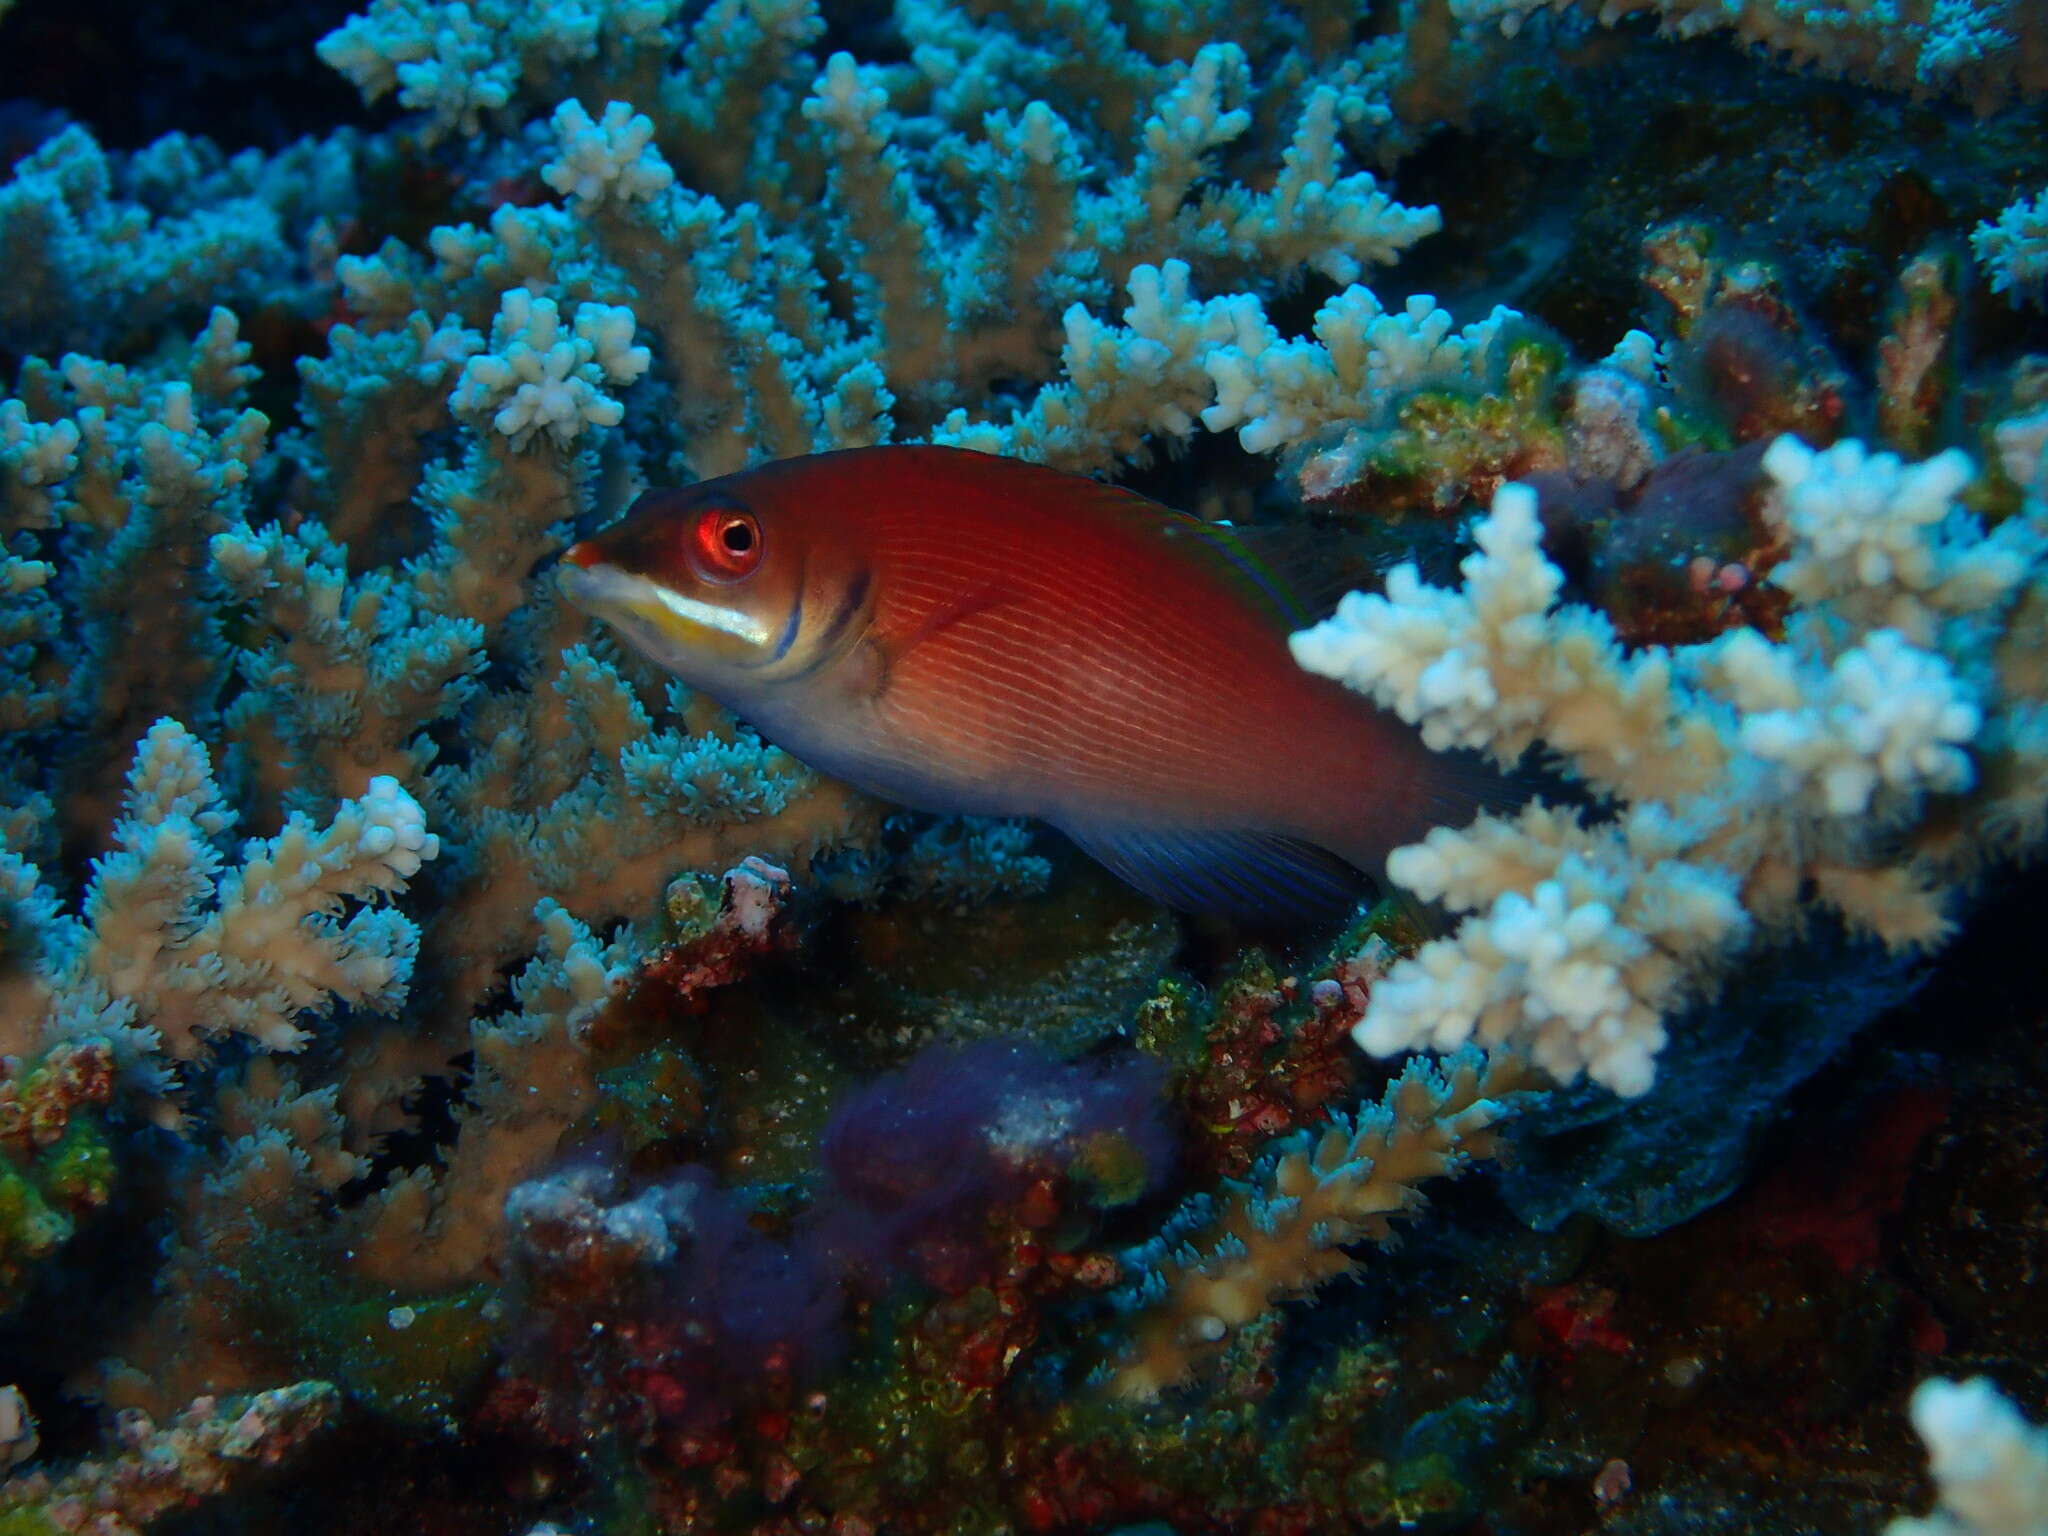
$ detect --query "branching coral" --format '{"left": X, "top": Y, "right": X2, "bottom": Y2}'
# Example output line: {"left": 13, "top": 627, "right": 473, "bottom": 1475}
{"left": 0, "top": 1381, "right": 339, "bottom": 1536}
{"left": 1889, "top": 1378, "right": 2048, "bottom": 1536}
{"left": 449, "top": 289, "right": 651, "bottom": 450}
{"left": 1, "top": 719, "right": 437, "bottom": 1070}
{"left": 1290, "top": 436, "right": 2046, "bottom": 1093}
{"left": 324, "top": 8, "right": 1439, "bottom": 474}
{"left": 1974, "top": 186, "right": 2048, "bottom": 308}
{"left": 1108, "top": 1050, "right": 1536, "bottom": 1399}
{"left": 1445, "top": 0, "right": 2046, "bottom": 106}
{"left": 0, "top": 126, "right": 354, "bottom": 359}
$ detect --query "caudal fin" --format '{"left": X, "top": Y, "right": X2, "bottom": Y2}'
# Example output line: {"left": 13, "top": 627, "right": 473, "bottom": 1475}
{"left": 1339, "top": 737, "right": 1558, "bottom": 898}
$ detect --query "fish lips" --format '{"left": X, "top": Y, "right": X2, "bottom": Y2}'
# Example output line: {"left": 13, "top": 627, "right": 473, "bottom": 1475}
{"left": 556, "top": 557, "right": 772, "bottom": 675}
{"left": 554, "top": 556, "right": 633, "bottom": 618}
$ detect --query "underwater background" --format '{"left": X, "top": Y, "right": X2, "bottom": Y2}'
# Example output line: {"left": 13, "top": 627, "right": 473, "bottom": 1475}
{"left": 0, "top": 0, "right": 2046, "bottom": 1530}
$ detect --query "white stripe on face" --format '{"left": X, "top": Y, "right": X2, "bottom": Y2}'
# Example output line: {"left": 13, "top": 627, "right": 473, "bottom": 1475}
{"left": 652, "top": 582, "right": 774, "bottom": 648}
{"left": 560, "top": 561, "right": 773, "bottom": 650}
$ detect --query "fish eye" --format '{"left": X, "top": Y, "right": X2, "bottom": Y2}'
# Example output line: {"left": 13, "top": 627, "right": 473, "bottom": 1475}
{"left": 689, "top": 505, "right": 763, "bottom": 581}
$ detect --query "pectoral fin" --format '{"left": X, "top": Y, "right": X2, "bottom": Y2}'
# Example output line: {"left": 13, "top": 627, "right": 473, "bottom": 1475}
{"left": 892, "top": 580, "right": 1017, "bottom": 662}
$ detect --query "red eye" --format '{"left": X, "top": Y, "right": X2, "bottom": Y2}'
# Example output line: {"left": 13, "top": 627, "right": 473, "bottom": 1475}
{"left": 689, "top": 507, "right": 762, "bottom": 580}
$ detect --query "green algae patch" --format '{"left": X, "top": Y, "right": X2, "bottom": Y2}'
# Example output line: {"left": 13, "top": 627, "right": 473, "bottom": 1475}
{"left": 39, "top": 1120, "right": 113, "bottom": 1210}
{"left": 1069, "top": 1129, "right": 1154, "bottom": 1209}
{"left": 293, "top": 1285, "right": 499, "bottom": 1432}
{"left": 0, "top": 1166, "right": 67, "bottom": 1301}
{"left": 222, "top": 1230, "right": 501, "bottom": 1435}
{"left": 0, "top": 1040, "right": 120, "bottom": 1313}
{"left": 596, "top": 1041, "right": 712, "bottom": 1152}
{"left": 824, "top": 859, "right": 1178, "bottom": 1064}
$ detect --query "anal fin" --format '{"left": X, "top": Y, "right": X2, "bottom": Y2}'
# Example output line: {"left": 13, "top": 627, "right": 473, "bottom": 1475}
{"left": 1060, "top": 822, "right": 1371, "bottom": 924}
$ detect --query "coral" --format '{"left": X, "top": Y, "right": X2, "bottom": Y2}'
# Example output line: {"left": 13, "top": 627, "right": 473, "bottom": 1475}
{"left": 1445, "top": 0, "right": 2045, "bottom": 106}
{"left": 1290, "top": 432, "right": 2046, "bottom": 1094}
{"left": 344, "top": 856, "right": 798, "bottom": 1294}
{"left": 1, "top": 720, "right": 437, "bottom": 1069}
{"left": 84, "top": 858, "right": 796, "bottom": 1427}
{"left": 0, "top": 0, "right": 2042, "bottom": 1530}
{"left": 1878, "top": 253, "right": 1961, "bottom": 457}
{"left": 0, "top": 126, "right": 351, "bottom": 360}
{"left": 541, "top": 99, "right": 675, "bottom": 210}
{"left": 940, "top": 257, "right": 1514, "bottom": 469}
{"left": 317, "top": 0, "right": 687, "bottom": 146}
{"left": 449, "top": 289, "right": 650, "bottom": 449}
{"left": 0, "top": 1382, "right": 339, "bottom": 1536}
{"left": 1974, "top": 186, "right": 2048, "bottom": 307}
{"left": 1890, "top": 1378, "right": 2048, "bottom": 1536}
{"left": 321, "top": 18, "right": 1441, "bottom": 477}
{"left": 1108, "top": 1050, "right": 1536, "bottom": 1399}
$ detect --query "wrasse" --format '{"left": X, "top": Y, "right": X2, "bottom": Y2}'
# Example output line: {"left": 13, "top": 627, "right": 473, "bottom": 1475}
{"left": 559, "top": 446, "right": 1501, "bottom": 922}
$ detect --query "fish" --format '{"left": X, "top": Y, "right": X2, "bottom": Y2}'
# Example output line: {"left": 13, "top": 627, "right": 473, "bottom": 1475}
{"left": 558, "top": 445, "right": 1506, "bottom": 923}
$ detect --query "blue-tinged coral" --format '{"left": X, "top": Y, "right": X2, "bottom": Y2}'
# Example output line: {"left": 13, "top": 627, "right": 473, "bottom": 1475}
{"left": 1889, "top": 1377, "right": 2048, "bottom": 1536}
{"left": 0, "top": 126, "right": 353, "bottom": 361}
{"left": 1974, "top": 184, "right": 2048, "bottom": 306}
{"left": 321, "top": 5, "right": 1439, "bottom": 474}
{"left": 1107, "top": 1049, "right": 1534, "bottom": 1399}
{"left": 1290, "top": 433, "right": 2048, "bottom": 1095}
{"left": 3, "top": 719, "right": 435, "bottom": 1066}
{"left": 1446, "top": 0, "right": 2045, "bottom": 106}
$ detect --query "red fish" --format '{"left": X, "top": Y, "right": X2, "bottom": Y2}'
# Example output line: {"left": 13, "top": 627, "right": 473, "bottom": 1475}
{"left": 559, "top": 446, "right": 1497, "bottom": 921}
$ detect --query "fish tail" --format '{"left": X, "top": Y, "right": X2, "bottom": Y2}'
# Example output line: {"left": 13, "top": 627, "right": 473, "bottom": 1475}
{"left": 1415, "top": 744, "right": 1545, "bottom": 829}
{"left": 1337, "top": 735, "right": 1548, "bottom": 892}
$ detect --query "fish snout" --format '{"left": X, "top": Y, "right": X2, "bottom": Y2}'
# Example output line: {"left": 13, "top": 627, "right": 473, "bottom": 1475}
{"left": 554, "top": 551, "right": 624, "bottom": 616}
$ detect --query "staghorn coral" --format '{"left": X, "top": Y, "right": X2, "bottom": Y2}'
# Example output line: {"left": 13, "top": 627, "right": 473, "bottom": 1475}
{"left": 92, "top": 858, "right": 798, "bottom": 1424}
{"left": 325, "top": 40, "right": 1441, "bottom": 476}
{"left": 1444, "top": 0, "right": 2046, "bottom": 107}
{"left": 0, "top": 720, "right": 437, "bottom": 1146}
{"left": 1107, "top": 1049, "right": 1537, "bottom": 1400}
{"left": 1975, "top": 185, "right": 2048, "bottom": 307}
{"left": 0, "top": 126, "right": 356, "bottom": 361}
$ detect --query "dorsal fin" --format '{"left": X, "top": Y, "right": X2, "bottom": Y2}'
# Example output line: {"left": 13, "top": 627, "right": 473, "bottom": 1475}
{"left": 1054, "top": 476, "right": 1345, "bottom": 631}
{"left": 1155, "top": 516, "right": 1319, "bottom": 629}
{"left": 897, "top": 448, "right": 1354, "bottom": 630}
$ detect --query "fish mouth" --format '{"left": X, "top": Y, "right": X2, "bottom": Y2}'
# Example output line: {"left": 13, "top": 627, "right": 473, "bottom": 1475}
{"left": 555, "top": 557, "right": 640, "bottom": 621}
{"left": 556, "top": 559, "right": 773, "bottom": 662}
